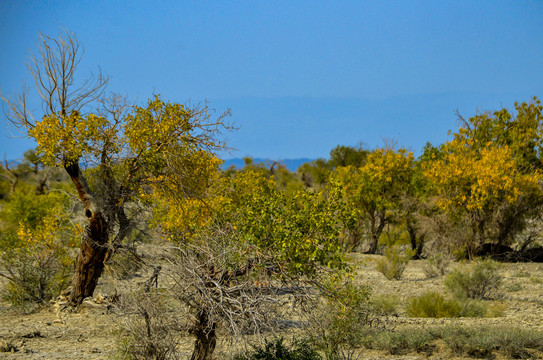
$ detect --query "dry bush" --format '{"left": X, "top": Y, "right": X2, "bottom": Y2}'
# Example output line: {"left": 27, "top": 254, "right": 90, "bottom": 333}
{"left": 376, "top": 246, "right": 414, "bottom": 280}
{"left": 115, "top": 223, "right": 323, "bottom": 360}
{"left": 301, "top": 279, "right": 374, "bottom": 360}
{"left": 422, "top": 252, "right": 450, "bottom": 278}
{"left": 114, "top": 290, "right": 184, "bottom": 360}
{"left": 444, "top": 259, "right": 503, "bottom": 299}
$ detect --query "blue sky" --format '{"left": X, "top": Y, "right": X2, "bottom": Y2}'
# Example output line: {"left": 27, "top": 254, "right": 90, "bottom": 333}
{"left": 1, "top": 1, "right": 542, "bottom": 160}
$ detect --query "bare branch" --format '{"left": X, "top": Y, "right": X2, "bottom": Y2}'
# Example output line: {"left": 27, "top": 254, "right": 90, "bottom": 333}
{"left": 1, "top": 29, "right": 109, "bottom": 132}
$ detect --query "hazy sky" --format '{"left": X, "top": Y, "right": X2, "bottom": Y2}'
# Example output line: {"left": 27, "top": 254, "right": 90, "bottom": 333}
{"left": 1, "top": 1, "right": 542, "bottom": 160}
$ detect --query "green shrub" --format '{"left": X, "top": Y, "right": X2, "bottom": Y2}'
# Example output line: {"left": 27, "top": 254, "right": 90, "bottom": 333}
{"left": 439, "top": 326, "right": 543, "bottom": 358}
{"left": 361, "top": 328, "right": 435, "bottom": 355}
{"left": 0, "top": 190, "right": 76, "bottom": 311}
{"left": 422, "top": 253, "right": 450, "bottom": 278}
{"left": 376, "top": 246, "right": 414, "bottom": 280}
{"left": 370, "top": 294, "right": 400, "bottom": 316}
{"left": 407, "top": 291, "right": 489, "bottom": 318}
{"left": 234, "top": 338, "right": 322, "bottom": 360}
{"left": 444, "top": 259, "right": 503, "bottom": 299}
{"left": 505, "top": 282, "right": 523, "bottom": 292}
{"left": 305, "top": 279, "right": 372, "bottom": 359}
{"left": 362, "top": 326, "right": 543, "bottom": 358}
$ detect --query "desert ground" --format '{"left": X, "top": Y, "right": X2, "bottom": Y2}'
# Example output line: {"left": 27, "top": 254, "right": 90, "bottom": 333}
{"left": 1, "top": 253, "right": 542, "bottom": 360}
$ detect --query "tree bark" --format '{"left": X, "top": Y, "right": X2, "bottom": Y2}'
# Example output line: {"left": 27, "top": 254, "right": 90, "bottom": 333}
{"left": 367, "top": 212, "right": 386, "bottom": 254}
{"left": 64, "top": 161, "right": 110, "bottom": 305}
{"left": 190, "top": 309, "right": 217, "bottom": 360}
{"left": 67, "top": 210, "right": 109, "bottom": 305}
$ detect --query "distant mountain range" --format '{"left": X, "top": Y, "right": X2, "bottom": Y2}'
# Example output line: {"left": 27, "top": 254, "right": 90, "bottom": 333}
{"left": 222, "top": 158, "right": 314, "bottom": 172}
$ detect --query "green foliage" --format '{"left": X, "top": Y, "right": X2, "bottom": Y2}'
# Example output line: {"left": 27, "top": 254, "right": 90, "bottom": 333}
{"left": 221, "top": 169, "right": 347, "bottom": 275}
{"left": 444, "top": 259, "right": 503, "bottom": 299}
{"left": 362, "top": 325, "right": 543, "bottom": 358}
{"left": 370, "top": 294, "right": 400, "bottom": 316}
{"left": 298, "top": 158, "right": 331, "bottom": 188}
{"left": 233, "top": 339, "right": 322, "bottom": 360}
{"left": 361, "top": 328, "right": 436, "bottom": 355}
{"left": 328, "top": 144, "right": 368, "bottom": 169}
{"left": 306, "top": 279, "right": 372, "bottom": 359}
{"left": 376, "top": 246, "right": 414, "bottom": 280}
{"left": 439, "top": 326, "right": 543, "bottom": 359}
{"left": 406, "top": 291, "right": 487, "bottom": 318}
{"left": 0, "top": 189, "right": 70, "bottom": 231}
{"left": 0, "top": 190, "right": 75, "bottom": 309}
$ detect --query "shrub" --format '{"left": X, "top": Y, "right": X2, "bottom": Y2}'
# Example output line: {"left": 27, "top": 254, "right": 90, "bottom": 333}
{"left": 361, "top": 328, "right": 435, "bottom": 355}
{"left": 407, "top": 291, "right": 489, "bottom": 318}
{"left": 304, "top": 279, "right": 372, "bottom": 359}
{"left": 362, "top": 326, "right": 543, "bottom": 358}
{"left": 422, "top": 253, "right": 450, "bottom": 278}
{"left": 444, "top": 259, "right": 503, "bottom": 299}
{"left": 370, "top": 294, "right": 400, "bottom": 316}
{"left": 114, "top": 291, "right": 182, "bottom": 360}
{"left": 376, "top": 246, "right": 414, "bottom": 280}
{"left": 0, "top": 191, "right": 75, "bottom": 310}
{"left": 233, "top": 338, "right": 322, "bottom": 360}
{"left": 505, "top": 282, "right": 523, "bottom": 292}
{"left": 439, "top": 326, "right": 543, "bottom": 358}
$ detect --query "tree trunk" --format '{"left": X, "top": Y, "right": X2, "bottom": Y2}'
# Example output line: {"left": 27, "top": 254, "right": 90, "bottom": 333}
{"left": 407, "top": 219, "right": 424, "bottom": 259}
{"left": 64, "top": 161, "right": 110, "bottom": 305}
{"left": 190, "top": 310, "right": 217, "bottom": 360}
{"left": 67, "top": 210, "right": 109, "bottom": 305}
{"left": 367, "top": 212, "right": 386, "bottom": 254}
{"left": 368, "top": 233, "right": 379, "bottom": 254}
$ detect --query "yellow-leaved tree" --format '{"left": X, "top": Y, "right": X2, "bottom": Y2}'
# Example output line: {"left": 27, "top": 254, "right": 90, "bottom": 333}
{"left": 1, "top": 30, "right": 231, "bottom": 305}
{"left": 331, "top": 148, "right": 415, "bottom": 253}
{"left": 422, "top": 99, "right": 543, "bottom": 256}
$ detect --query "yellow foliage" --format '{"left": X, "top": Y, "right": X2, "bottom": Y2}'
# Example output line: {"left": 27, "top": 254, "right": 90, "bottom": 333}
{"left": 423, "top": 141, "right": 541, "bottom": 214}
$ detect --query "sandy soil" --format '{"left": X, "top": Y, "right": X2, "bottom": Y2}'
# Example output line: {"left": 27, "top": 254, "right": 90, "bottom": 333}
{"left": 1, "top": 255, "right": 542, "bottom": 359}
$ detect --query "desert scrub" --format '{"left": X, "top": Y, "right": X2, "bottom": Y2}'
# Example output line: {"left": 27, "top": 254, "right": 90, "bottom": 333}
{"left": 114, "top": 290, "right": 182, "bottom": 360}
{"left": 304, "top": 279, "right": 372, "bottom": 359}
{"left": 406, "top": 291, "right": 490, "bottom": 318}
{"left": 361, "top": 326, "right": 543, "bottom": 358}
{"left": 361, "top": 328, "right": 436, "bottom": 355}
{"left": 370, "top": 294, "right": 400, "bottom": 316}
{"left": 505, "top": 281, "right": 523, "bottom": 292}
{"left": 444, "top": 258, "right": 503, "bottom": 299}
{"left": 422, "top": 252, "right": 450, "bottom": 278}
{"left": 438, "top": 325, "right": 543, "bottom": 359}
{"left": 376, "top": 246, "right": 414, "bottom": 280}
{"left": 0, "top": 191, "right": 75, "bottom": 311}
{"left": 233, "top": 338, "right": 322, "bottom": 360}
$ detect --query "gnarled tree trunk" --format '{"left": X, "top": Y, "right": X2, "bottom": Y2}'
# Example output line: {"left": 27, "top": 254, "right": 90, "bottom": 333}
{"left": 64, "top": 161, "right": 110, "bottom": 305}
{"left": 67, "top": 210, "right": 109, "bottom": 305}
{"left": 190, "top": 309, "right": 217, "bottom": 360}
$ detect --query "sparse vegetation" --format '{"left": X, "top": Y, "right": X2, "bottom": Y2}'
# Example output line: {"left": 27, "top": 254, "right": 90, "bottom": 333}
{"left": 407, "top": 291, "right": 487, "bottom": 318}
{"left": 376, "top": 246, "right": 413, "bottom": 280}
{"left": 422, "top": 252, "right": 450, "bottom": 278}
{"left": 370, "top": 294, "right": 400, "bottom": 316}
{"left": 444, "top": 259, "right": 503, "bottom": 299}
{"left": 362, "top": 325, "right": 543, "bottom": 358}
{"left": 233, "top": 338, "right": 322, "bottom": 360}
